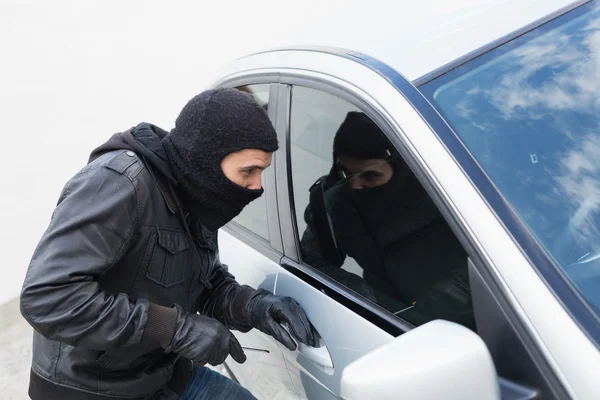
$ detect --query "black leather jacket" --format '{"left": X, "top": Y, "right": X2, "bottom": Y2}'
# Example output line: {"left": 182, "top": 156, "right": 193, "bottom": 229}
{"left": 20, "top": 126, "right": 255, "bottom": 400}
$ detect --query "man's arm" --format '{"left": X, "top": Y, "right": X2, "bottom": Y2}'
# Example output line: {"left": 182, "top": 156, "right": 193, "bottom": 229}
{"left": 300, "top": 200, "right": 345, "bottom": 270}
{"left": 20, "top": 164, "right": 176, "bottom": 351}
{"left": 301, "top": 198, "right": 378, "bottom": 302}
{"left": 196, "top": 250, "right": 255, "bottom": 332}
{"left": 300, "top": 175, "right": 347, "bottom": 270}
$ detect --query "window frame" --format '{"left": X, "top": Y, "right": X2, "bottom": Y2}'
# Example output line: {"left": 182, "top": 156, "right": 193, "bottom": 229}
{"left": 275, "top": 75, "right": 480, "bottom": 336}
{"left": 216, "top": 78, "right": 284, "bottom": 263}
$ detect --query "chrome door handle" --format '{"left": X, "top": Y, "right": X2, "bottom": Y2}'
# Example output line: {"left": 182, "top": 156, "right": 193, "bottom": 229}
{"left": 297, "top": 341, "right": 333, "bottom": 369}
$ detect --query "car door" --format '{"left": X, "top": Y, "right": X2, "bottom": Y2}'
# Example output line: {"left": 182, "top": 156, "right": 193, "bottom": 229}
{"left": 271, "top": 82, "right": 477, "bottom": 399}
{"left": 216, "top": 82, "right": 298, "bottom": 399}
{"left": 267, "top": 63, "right": 582, "bottom": 399}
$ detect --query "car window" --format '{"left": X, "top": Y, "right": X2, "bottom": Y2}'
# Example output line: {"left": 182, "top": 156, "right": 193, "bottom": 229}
{"left": 420, "top": 2, "right": 600, "bottom": 317}
{"left": 230, "top": 84, "right": 271, "bottom": 240}
{"left": 289, "top": 86, "right": 474, "bottom": 329}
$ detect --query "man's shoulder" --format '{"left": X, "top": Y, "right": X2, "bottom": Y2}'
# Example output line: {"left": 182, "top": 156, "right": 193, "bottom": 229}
{"left": 56, "top": 151, "right": 146, "bottom": 210}
{"left": 85, "top": 150, "right": 146, "bottom": 182}
{"left": 66, "top": 150, "right": 168, "bottom": 216}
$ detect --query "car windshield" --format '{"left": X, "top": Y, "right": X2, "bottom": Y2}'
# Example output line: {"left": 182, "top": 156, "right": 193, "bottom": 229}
{"left": 421, "top": 2, "right": 600, "bottom": 316}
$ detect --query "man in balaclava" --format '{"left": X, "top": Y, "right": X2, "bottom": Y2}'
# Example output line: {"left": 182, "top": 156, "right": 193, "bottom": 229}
{"left": 20, "top": 88, "right": 315, "bottom": 400}
{"left": 300, "top": 111, "right": 474, "bottom": 329}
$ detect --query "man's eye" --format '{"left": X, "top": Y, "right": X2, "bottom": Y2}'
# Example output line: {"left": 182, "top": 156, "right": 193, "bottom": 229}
{"left": 362, "top": 171, "right": 382, "bottom": 180}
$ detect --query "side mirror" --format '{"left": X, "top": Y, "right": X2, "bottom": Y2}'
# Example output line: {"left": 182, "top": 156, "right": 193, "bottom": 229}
{"left": 341, "top": 320, "right": 500, "bottom": 400}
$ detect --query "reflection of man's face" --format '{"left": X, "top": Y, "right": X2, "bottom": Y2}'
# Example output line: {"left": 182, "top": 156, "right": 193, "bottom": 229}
{"left": 337, "top": 155, "right": 394, "bottom": 189}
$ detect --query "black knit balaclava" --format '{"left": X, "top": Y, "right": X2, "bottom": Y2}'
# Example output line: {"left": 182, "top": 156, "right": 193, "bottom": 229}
{"left": 332, "top": 112, "right": 396, "bottom": 177}
{"left": 162, "top": 88, "right": 279, "bottom": 231}
{"left": 333, "top": 112, "right": 394, "bottom": 162}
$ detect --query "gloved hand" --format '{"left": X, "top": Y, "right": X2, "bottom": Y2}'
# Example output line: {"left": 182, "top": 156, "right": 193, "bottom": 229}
{"left": 166, "top": 305, "right": 246, "bottom": 366}
{"left": 243, "top": 290, "right": 316, "bottom": 350}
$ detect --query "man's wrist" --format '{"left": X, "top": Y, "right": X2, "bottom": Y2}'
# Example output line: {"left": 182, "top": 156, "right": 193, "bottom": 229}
{"left": 230, "top": 286, "right": 257, "bottom": 326}
{"left": 141, "top": 303, "right": 178, "bottom": 349}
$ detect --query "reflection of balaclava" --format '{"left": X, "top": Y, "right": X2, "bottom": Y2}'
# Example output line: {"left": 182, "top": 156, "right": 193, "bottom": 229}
{"left": 329, "top": 111, "right": 417, "bottom": 242}
{"left": 328, "top": 112, "right": 442, "bottom": 265}
{"left": 162, "top": 88, "right": 279, "bottom": 231}
{"left": 333, "top": 112, "right": 394, "bottom": 164}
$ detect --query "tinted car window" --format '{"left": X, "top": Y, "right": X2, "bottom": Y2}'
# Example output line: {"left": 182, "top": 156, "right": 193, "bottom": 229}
{"left": 231, "top": 84, "right": 271, "bottom": 240}
{"left": 421, "top": 3, "right": 600, "bottom": 315}
{"left": 289, "top": 86, "right": 474, "bottom": 328}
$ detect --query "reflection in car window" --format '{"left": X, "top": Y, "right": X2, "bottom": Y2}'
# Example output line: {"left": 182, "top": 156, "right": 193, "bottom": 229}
{"left": 421, "top": 3, "right": 600, "bottom": 314}
{"left": 230, "top": 84, "right": 271, "bottom": 240}
{"left": 290, "top": 86, "right": 474, "bottom": 329}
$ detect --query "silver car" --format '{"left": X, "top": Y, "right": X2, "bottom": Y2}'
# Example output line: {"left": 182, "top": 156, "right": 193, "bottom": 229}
{"left": 212, "top": 1, "right": 600, "bottom": 398}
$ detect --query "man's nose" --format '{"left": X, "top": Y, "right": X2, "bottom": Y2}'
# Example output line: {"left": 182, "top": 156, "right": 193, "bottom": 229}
{"left": 248, "top": 175, "right": 263, "bottom": 190}
{"left": 349, "top": 177, "right": 364, "bottom": 190}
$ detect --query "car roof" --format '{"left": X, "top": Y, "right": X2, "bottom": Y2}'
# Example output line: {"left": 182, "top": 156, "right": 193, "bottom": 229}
{"left": 255, "top": 0, "right": 580, "bottom": 82}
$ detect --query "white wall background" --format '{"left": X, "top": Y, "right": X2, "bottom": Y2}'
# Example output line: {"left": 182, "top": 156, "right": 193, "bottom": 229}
{"left": 0, "top": 0, "right": 369, "bottom": 305}
{"left": 0, "top": 0, "right": 522, "bottom": 305}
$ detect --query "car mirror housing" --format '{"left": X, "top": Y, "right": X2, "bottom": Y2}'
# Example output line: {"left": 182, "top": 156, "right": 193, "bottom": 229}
{"left": 340, "top": 320, "right": 500, "bottom": 400}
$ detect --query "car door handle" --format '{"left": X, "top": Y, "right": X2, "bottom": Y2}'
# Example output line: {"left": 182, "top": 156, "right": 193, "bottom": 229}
{"left": 281, "top": 312, "right": 334, "bottom": 369}
{"left": 297, "top": 341, "right": 334, "bottom": 369}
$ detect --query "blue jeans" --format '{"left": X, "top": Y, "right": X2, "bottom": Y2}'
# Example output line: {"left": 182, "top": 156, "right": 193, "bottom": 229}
{"left": 179, "top": 367, "right": 256, "bottom": 400}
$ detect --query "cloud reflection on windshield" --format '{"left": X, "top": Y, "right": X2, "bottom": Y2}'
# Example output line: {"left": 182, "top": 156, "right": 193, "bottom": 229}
{"left": 446, "top": 6, "right": 600, "bottom": 262}
{"left": 426, "top": 4, "right": 600, "bottom": 312}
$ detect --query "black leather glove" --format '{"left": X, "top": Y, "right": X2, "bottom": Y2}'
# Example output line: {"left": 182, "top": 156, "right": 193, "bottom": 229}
{"left": 166, "top": 305, "right": 246, "bottom": 366}
{"left": 243, "top": 289, "right": 316, "bottom": 350}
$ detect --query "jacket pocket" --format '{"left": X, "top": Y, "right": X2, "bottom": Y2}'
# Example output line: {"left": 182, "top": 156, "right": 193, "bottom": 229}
{"left": 146, "top": 229, "right": 189, "bottom": 287}
{"left": 96, "top": 349, "right": 120, "bottom": 369}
